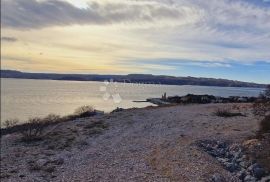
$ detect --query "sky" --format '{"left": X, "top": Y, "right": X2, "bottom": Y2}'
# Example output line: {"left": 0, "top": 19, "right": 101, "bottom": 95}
{"left": 1, "top": 0, "right": 270, "bottom": 84}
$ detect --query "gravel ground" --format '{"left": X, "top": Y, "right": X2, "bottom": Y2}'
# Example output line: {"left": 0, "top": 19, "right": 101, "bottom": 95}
{"left": 1, "top": 103, "right": 259, "bottom": 181}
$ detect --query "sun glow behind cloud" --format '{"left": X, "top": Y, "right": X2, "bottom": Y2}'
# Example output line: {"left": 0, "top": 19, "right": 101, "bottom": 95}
{"left": 1, "top": 0, "right": 270, "bottom": 83}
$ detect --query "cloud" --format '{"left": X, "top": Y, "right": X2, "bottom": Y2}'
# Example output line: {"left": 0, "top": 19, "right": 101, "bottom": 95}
{"left": 1, "top": 36, "right": 17, "bottom": 42}
{"left": 117, "top": 59, "right": 232, "bottom": 70}
{"left": 1, "top": 0, "right": 270, "bottom": 72}
{"left": 1, "top": 56, "right": 34, "bottom": 63}
{"left": 1, "top": 0, "right": 199, "bottom": 29}
{"left": 202, "top": 0, "right": 270, "bottom": 33}
{"left": 2, "top": 0, "right": 269, "bottom": 33}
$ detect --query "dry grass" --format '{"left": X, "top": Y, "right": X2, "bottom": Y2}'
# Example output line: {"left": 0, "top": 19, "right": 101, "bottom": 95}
{"left": 253, "top": 85, "right": 270, "bottom": 135}
{"left": 244, "top": 137, "right": 270, "bottom": 172}
{"left": 3, "top": 119, "right": 19, "bottom": 128}
{"left": 214, "top": 109, "right": 245, "bottom": 118}
{"left": 74, "top": 105, "right": 96, "bottom": 118}
{"left": 20, "top": 117, "right": 49, "bottom": 142}
{"left": 259, "top": 115, "right": 270, "bottom": 134}
{"left": 1, "top": 106, "right": 98, "bottom": 137}
{"left": 83, "top": 120, "right": 108, "bottom": 135}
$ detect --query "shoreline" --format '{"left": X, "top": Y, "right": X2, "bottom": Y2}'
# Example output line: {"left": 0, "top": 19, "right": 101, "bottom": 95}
{"left": 1, "top": 92, "right": 260, "bottom": 131}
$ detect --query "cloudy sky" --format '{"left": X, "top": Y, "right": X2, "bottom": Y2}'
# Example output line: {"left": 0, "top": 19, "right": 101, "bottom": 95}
{"left": 1, "top": 0, "right": 270, "bottom": 83}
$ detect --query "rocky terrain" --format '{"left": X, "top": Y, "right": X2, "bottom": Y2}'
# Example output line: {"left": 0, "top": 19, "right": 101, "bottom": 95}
{"left": 198, "top": 140, "right": 270, "bottom": 181}
{"left": 1, "top": 103, "right": 269, "bottom": 181}
{"left": 147, "top": 94, "right": 257, "bottom": 106}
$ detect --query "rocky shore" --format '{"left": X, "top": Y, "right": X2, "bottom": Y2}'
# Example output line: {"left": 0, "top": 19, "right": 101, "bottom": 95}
{"left": 198, "top": 140, "right": 270, "bottom": 182}
{"left": 147, "top": 94, "right": 258, "bottom": 106}
{"left": 1, "top": 103, "right": 269, "bottom": 181}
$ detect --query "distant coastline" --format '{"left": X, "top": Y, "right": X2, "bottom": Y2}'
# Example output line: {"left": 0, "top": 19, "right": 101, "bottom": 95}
{"left": 0, "top": 70, "right": 266, "bottom": 88}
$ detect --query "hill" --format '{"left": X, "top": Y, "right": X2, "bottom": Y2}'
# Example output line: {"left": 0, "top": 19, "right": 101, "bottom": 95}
{"left": 0, "top": 70, "right": 266, "bottom": 88}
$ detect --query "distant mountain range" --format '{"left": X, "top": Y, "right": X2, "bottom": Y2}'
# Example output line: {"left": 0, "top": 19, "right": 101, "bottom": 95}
{"left": 0, "top": 70, "right": 266, "bottom": 88}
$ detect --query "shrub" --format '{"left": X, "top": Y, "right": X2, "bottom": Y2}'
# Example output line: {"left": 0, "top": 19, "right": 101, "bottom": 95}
{"left": 83, "top": 120, "right": 108, "bottom": 136}
{"left": 3, "top": 119, "right": 19, "bottom": 128}
{"left": 214, "top": 109, "right": 244, "bottom": 117}
{"left": 253, "top": 85, "right": 270, "bottom": 134}
{"left": 253, "top": 99, "right": 270, "bottom": 117}
{"left": 74, "top": 105, "right": 96, "bottom": 118}
{"left": 43, "top": 114, "right": 62, "bottom": 124}
{"left": 259, "top": 115, "right": 270, "bottom": 134}
{"left": 20, "top": 114, "right": 64, "bottom": 141}
{"left": 20, "top": 117, "right": 47, "bottom": 141}
{"left": 84, "top": 120, "right": 108, "bottom": 129}
{"left": 264, "top": 85, "right": 270, "bottom": 98}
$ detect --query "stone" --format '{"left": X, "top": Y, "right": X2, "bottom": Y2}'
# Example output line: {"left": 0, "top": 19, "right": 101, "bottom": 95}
{"left": 248, "top": 163, "right": 258, "bottom": 172}
{"left": 19, "top": 174, "right": 25, "bottom": 178}
{"left": 198, "top": 140, "right": 269, "bottom": 181}
{"left": 217, "top": 148, "right": 226, "bottom": 156}
{"left": 247, "top": 163, "right": 266, "bottom": 179}
{"left": 36, "top": 159, "right": 48, "bottom": 168}
{"left": 252, "top": 167, "right": 265, "bottom": 179}
{"left": 217, "top": 142, "right": 227, "bottom": 149}
{"left": 260, "top": 176, "right": 270, "bottom": 182}
{"left": 52, "top": 157, "right": 64, "bottom": 165}
{"left": 244, "top": 175, "right": 256, "bottom": 182}
{"left": 239, "top": 161, "right": 248, "bottom": 168}
{"left": 44, "top": 165, "right": 55, "bottom": 173}
{"left": 225, "top": 162, "right": 238, "bottom": 173}
{"left": 243, "top": 139, "right": 260, "bottom": 148}
{"left": 217, "top": 157, "right": 228, "bottom": 164}
{"left": 44, "top": 150, "right": 55, "bottom": 156}
{"left": 233, "top": 151, "right": 241, "bottom": 159}
{"left": 237, "top": 170, "right": 246, "bottom": 181}
{"left": 211, "top": 173, "right": 225, "bottom": 182}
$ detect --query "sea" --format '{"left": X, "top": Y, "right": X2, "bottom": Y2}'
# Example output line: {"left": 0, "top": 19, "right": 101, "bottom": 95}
{"left": 1, "top": 78, "right": 263, "bottom": 124}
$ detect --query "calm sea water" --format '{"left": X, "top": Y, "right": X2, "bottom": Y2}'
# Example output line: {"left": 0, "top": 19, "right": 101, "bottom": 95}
{"left": 1, "top": 78, "right": 263, "bottom": 124}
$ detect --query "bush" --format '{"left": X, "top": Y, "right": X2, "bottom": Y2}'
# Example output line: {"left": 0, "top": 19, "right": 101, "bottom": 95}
{"left": 253, "top": 85, "right": 270, "bottom": 134}
{"left": 83, "top": 120, "right": 108, "bottom": 135}
{"left": 1, "top": 114, "right": 64, "bottom": 137}
{"left": 214, "top": 109, "right": 244, "bottom": 117}
{"left": 42, "top": 114, "right": 62, "bottom": 124}
{"left": 253, "top": 99, "right": 270, "bottom": 117}
{"left": 20, "top": 117, "right": 48, "bottom": 142}
{"left": 19, "top": 114, "right": 61, "bottom": 142}
{"left": 3, "top": 119, "right": 19, "bottom": 128}
{"left": 259, "top": 115, "right": 270, "bottom": 134}
{"left": 74, "top": 105, "right": 96, "bottom": 118}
